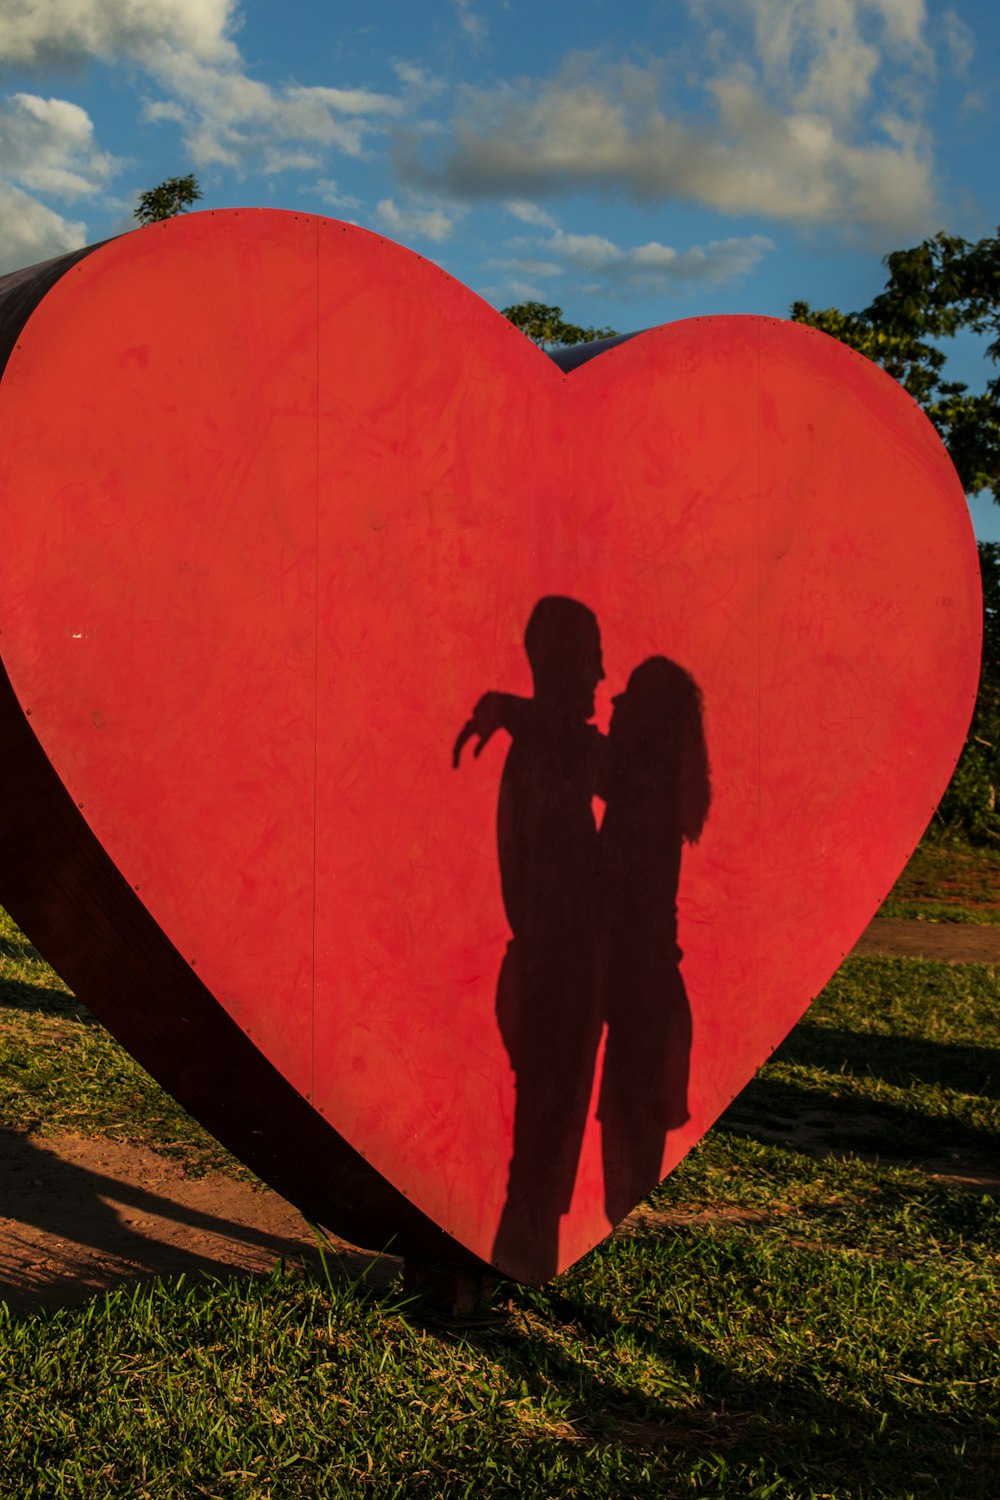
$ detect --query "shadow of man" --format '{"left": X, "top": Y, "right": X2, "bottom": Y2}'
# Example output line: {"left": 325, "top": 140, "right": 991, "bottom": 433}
{"left": 457, "top": 597, "right": 605, "bottom": 1280}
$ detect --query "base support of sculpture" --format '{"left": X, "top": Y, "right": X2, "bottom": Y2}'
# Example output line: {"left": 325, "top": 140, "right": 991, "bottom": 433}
{"left": 402, "top": 1260, "right": 502, "bottom": 1320}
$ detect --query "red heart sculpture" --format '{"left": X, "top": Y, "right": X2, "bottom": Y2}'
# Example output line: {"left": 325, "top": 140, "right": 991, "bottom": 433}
{"left": 0, "top": 211, "right": 980, "bottom": 1284}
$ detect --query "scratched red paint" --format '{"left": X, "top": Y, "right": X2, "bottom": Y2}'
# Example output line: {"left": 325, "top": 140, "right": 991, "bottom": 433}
{"left": 0, "top": 210, "right": 981, "bottom": 1283}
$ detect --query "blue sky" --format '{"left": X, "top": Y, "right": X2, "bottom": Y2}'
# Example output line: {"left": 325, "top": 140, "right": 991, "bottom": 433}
{"left": 1, "top": 0, "right": 997, "bottom": 537}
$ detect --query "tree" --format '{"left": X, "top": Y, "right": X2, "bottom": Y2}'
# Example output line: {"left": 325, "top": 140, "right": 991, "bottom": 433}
{"left": 793, "top": 233, "right": 1000, "bottom": 841}
{"left": 791, "top": 229, "right": 1000, "bottom": 502}
{"left": 502, "top": 301, "right": 617, "bottom": 349}
{"left": 934, "top": 541, "right": 1000, "bottom": 844}
{"left": 134, "top": 174, "right": 202, "bottom": 227}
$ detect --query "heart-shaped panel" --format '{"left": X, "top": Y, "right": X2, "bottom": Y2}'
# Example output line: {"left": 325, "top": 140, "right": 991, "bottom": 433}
{"left": 0, "top": 211, "right": 981, "bottom": 1283}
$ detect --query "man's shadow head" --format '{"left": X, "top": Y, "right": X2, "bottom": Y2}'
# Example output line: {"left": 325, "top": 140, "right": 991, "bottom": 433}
{"left": 524, "top": 596, "right": 604, "bottom": 721}
{"left": 607, "top": 655, "right": 711, "bottom": 841}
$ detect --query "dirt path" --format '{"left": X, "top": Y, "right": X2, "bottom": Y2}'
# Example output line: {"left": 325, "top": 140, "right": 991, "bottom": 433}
{"left": 0, "top": 1131, "right": 397, "bottom": 1316}
{"left": 853, "top": 917, "right": 1000, "bottom": 963}
{"left": 1, "top": 919, "right": 993, "bottom": 1318}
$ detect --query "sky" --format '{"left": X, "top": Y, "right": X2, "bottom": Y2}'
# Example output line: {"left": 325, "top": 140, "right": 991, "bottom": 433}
{"left": 1, "top": 0, "right": 997, "bottom": 537}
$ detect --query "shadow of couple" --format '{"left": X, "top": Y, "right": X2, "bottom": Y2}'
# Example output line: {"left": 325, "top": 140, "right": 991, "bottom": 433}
{"left": 455, "top": 596, "right": 711, "bottom": 1279}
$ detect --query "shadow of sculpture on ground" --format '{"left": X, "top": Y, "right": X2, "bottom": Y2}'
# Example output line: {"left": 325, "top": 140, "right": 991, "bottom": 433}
{"left": 0, "top": 1130, "right": 397, "bottom": 1315}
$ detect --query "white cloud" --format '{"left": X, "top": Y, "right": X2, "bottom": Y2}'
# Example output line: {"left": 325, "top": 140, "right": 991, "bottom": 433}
{"left": 397, "top": 1, "right": 949, "bottom": 238}
{"left": 0, "top": 88, "right": 118, "bottom": 275}
{"left": 546, "top": 229, "right": 621, "bottom": 269}
{"left": 941, "top": 7, "right": 974, "bottom": 73}
{"left": 391, "top": 61, "right": 447, "bottom": 101}
{"left": 489, "top": 212, "right": 773, "bottom": 301}
{"left": 0, "top": 1, "right": 411, "bottom": 183}
{"left": 0, "top": 3, "right": 438, "bottom": 273}
{"left": 145, "top": 54, "right": 403, "bottom": 171}
{"left": 500, "top": 277, "right": 554, "bottom": 302}
{"left": 314, "top": 179, "right": 361, "bottom": 210}
{"left": 549, "top": 226, "right": 774, "bottom": 293}
{"left": 726, "top": 0, "right": 933, "bottom": 120}
{"left": 0, "top": 179, "right": 85, "bottom": 273}
{"left": 0, "top": 92, "right": 115, "bottom": 199}
{"left": 454, "top": 0, "right": 487, "bottom": 45}
{"left": 375, "top": 196, "right": 455, "bottom": 243}
{"left": 488, "top": 256, "right": 565, "bottom": 278}
{"left": 0, "top": 0, "right": 237, "bottom": 69}
{"left": 143, "top": 99, "right": 188, "bottom": 125}
{"left": 259, "top": 148, "right": 323, "bottom": 175}
{"left": 504, "top": 199, "right": 558, "bottom": 229}
{"left": 639, "top": 234, "right": 775, "bottom": 285}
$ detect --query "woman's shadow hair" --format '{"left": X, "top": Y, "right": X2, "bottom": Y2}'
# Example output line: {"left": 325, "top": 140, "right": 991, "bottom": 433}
{"left": 598, "top": 655, "right": 710, "bottom": 1224}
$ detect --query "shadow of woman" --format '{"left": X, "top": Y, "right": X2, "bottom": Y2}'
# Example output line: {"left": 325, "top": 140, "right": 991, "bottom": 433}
{"left": 598, "top": 657, "right": 710, "bottom": 1225}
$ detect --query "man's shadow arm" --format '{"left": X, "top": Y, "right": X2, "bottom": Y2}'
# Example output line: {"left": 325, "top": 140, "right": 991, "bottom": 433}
{"left": 453, "top": 692, "right": 532, "bottom": 768}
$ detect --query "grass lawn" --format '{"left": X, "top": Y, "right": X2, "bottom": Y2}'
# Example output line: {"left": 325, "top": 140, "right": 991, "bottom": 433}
{"left": 0, "top": 901, "right": 997, "bottom": 1497}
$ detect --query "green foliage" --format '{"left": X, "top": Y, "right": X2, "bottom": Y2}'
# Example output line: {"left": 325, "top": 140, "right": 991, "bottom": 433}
{"left": 936, "top": 682, "right": 999, "bottom": 844}
{"left": 934, "top": 542, "right": 1000, "bottom": 844}
{"left": 792, "top": 228, "right": 1000, "bottom": 839}
{"left": 502, "top": 301, "right": 617, "bottom": 349}
{"left": 978, "top": 539, "right": 1000, "bottom": 679}
{"left": 790, "top": 228, "right": 1000, "bottom": 501}
{"left": 134, "top": 174, "right": 202, "bottom": 227}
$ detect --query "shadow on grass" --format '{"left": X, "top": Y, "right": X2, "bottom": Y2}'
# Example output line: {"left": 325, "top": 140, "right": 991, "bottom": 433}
{"left": 0, "top": 1130, "right": 343, "bottom": 1316}
{"left": 720, "top": 1072, "right": 999, "bottom": 1165}
{"left": 477, "top": 1271, "right": 992, "bottom": 1497}
{"left": 0, "top": 977, "right": 92, "bottom": 1022}
{"left": 776, "top": 1023, "right": 1000, "bottom": 1099}
{"left": 0, "top": 936, "right": 41, "bottom": 962}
